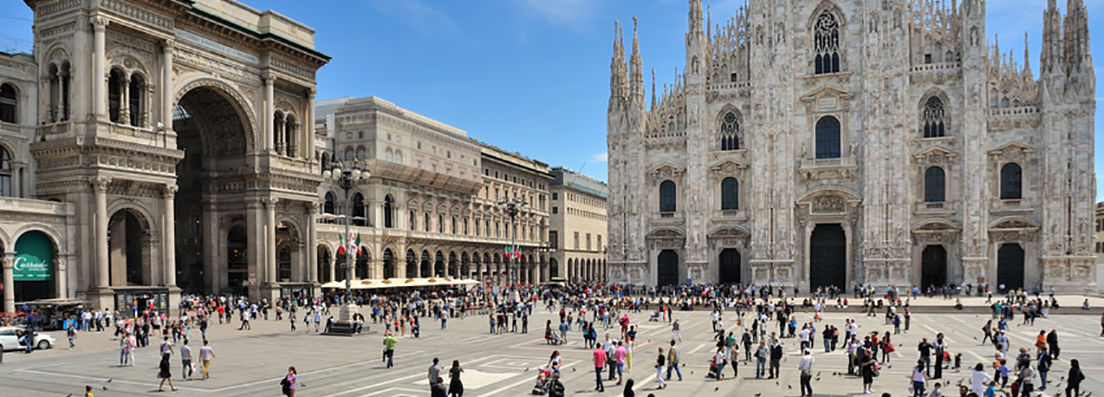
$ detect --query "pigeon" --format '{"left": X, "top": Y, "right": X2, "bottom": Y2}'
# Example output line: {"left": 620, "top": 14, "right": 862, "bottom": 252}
{"left": 106, "top": 379, "right": 113, "bottom": 383}
{"left": 815, "top": 377, "right": 820, "bottom": 382}
{"left": 816, "top": 372, "right": 821, "bottom": 377}
{"left": 775, "top": 381, "right": 780, "bottom": 386}
{"left": 788, "top": 385, "right": 793, "bottom": 389}
{"left": 102, "top": 386, "right": 108, "bottom": 391}
{"left": 525, "top": 367, "right": 529, "bottom": 372}
{"left": 572, "top": 368, "right": 576, "bottom": 372}
{"left": 715, "top": 387, "right": 719, "bottom": 391}
{"left": 754, "top": 394, "right": 761, "bottom": 397}
{"left": 66, "top": 395, "right": 72, "bottom": 397}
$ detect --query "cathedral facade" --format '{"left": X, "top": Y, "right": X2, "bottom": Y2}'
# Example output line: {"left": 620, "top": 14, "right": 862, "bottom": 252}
{"left": 607, "top": 0, "right": 1097, "bottom": 292}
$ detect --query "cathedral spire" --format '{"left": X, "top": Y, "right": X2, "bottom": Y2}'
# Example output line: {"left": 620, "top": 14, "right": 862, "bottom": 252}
{"left": 630, "top": 16, "right": 644, "bottom": 99}
{"left": 688, "top": 0, "right": 703, "bottom": 36}
{"left": 1023, "top": 32, "right": 1032, "bottom": 76}
{"left": 610, "top": 21, "right": 628, "bottom": 99}
{"left": 1042, "top": 0, "right": 1063, "bottom": 74}
{"left": 650, "top": 68, "right": 657, "bottom": 110}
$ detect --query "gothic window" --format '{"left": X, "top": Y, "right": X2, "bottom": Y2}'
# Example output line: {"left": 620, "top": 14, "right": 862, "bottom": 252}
{"left": 0, "top": 145, "right": 11, "bottom": 197}
{"left": 383, "top": 195, "right": 394, "bottom": 228}
{"left": 815, "top": 116, "right": 841, "bottom": 159}
{"left": 719, "top": 111, "right": 740, "bottom": 151}
{"left": 922, "top": 97, "right": 947, "bottom": 138}
{"left": 356, "top": 145, "right": 367, "bottom": 160}
{"left": 1000, "top": 163, "right": 1023, "bottom": 200}
{"left": 128, "top": 73, "right": 144, "bottom": 127}
{"left": 344, "top": 146, "right": 354, "bottom": 162}
{"left": 323, "top": 192, "right": 335, "bottom": 214}
{"left": 721, "top": 177, "right": 739, "bottom": 210}
{"left": 813, "top": 12, "right": 841, "bottom": 74}
{"left": 0, "top": 83, "right": 16, "bottom": 123}
{"left": 352, "top": 193, "right": 366, "bottom": 226}
{"left": 108, "top": 69, "right": 123, "bottom": 123}
{"left": 659, "top": 180, "right": 677, "bottom": 212}
{"left": 924, "top": 166, "right": 945, "bottom": 202}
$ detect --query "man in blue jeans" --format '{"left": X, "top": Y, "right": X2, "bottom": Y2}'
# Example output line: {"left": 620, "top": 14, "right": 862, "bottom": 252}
{"left": 666, "top": 340, "right": 683, "bottom": 381}
{"left": 592, "top": 345, "right": 606, "bottom": 392}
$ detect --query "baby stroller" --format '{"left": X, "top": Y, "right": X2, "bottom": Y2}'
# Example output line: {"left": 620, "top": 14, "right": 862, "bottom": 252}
{"left": 547, "top": 331, "right": 564, "bottom": 345}
{"left": 531, "top": 367, "right": 554, "bottom": 395}
{"left": 648, "top": 311, "right": 661, "bottom": 322}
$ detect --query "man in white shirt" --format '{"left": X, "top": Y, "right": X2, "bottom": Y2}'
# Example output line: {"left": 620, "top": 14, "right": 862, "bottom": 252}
{"left": 798, "top": 349, "right": 815, "bottom": 397}
{"left": 159, "top": 336, "right": 173, "bottom": 358}
{"left": 799, "top": 327, "right": 811, "bottom": 351}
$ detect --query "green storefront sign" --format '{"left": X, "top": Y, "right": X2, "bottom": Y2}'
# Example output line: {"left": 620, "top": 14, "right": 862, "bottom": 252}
{"left": 14, "top": 231, "right": 53, "bottom": 281}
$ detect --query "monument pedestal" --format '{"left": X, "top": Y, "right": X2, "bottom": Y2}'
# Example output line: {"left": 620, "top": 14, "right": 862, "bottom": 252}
{"left": 323, "top": 302, "right": 361, "bottom": 336}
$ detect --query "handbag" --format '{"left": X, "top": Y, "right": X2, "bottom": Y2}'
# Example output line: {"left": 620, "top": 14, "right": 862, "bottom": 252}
{"left": 885, "top": 344, "right": 895, "bottom": 353}
{"left": 280, "top": 376, "right": 290, "bottom": 395}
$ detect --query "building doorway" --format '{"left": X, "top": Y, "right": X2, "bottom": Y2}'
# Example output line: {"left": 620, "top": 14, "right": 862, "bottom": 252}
{"left": 657, "top": 250, "right": 679, "bottom": 287}
{"left": 226, "top": 225, "right": 248, "bottom": 295}
{"left": 920, "top": 245, "right": 948, "bottom": 289}
{"left": 718, "top": 249, "right": 741, "bottom": 285}
{"left": 997, "top": 243, "right": 1025, "bottom": 292}
{"left": 809, "top": 223, "right": 846, "bottom": 290}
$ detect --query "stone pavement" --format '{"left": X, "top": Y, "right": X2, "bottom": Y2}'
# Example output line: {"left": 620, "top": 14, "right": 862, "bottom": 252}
{"left": 0, "top": 297, "right": 1102, "bottom": 396}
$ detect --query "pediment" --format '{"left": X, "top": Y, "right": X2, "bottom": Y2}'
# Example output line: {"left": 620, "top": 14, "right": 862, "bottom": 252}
{"left": 988, "top": 216, "right": 1039, "bottom": 230}
{"left": 987, "top": 140, "right": 1036, "bottom": 156}
{"left": 708, "top": 226, "right": 750, "bottom": 239}
{"left": 646, "top": 228, "right": 685, "bottom": 240}
{"left": 912, "top": 219, "right": 961, "bottom": 232}
{"left": 800, "top": 85, "right": 855, "bottom": 104}
{"left": 648, "top": 162, "right": 686, "bottom": 178}
{"left": 709, "top": 159, "right": 747, "bottom": 173}
{"left": 912, "top": 145, "right": 958, "bottom": 165}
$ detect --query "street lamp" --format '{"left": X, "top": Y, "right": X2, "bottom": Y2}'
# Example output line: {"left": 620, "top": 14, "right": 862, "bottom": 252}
{"left": 322, "top": 161, "right": 369, "bottom": 333}
{"left": 499, "top": 197, "right": 527, "bottom": 292}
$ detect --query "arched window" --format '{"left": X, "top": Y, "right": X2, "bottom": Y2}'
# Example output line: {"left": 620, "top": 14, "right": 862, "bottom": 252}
{"left": 108, "top": 69, "right": 123, "bottom": 123}
{"left": 451, "top": 216, "right": 458, "bottom": 234}
{"left": 659, "top": 180, "right": 676, "bottom": 212}
{"left": 356, "top": 145, "right": 366, "bottom": 160}
{"left": 438, "top": 214, "right": 444, "bottom": 233}
{"left": 383, "top": 195, "right": 394, "bottom": 228}
{"left": 323, "top": 192, "right": 335, "bottom": 214}
{"left": 721, "top": 177, "right": 739, "bottom": 210}
{"left": 0, "top": 83, "right": 16, "bottom": 123}
{"left": 814, "top": 12, "right": 841, "bottom": 74}
{"left": 815, "top": 116, "right": 841, "bottom": 159}
{"left": 924, "top": 166, "right": 945, "bottom": 202}
{"left": 352, "top": 193, "right": 366, "bottom": 226}
{"left": 719, "top": 111, "right": 740, "bottom": 151}
{"left": 128, "top": 73, "right": 144, "bottom": 127}
{"left": 922, "top": 97, "right": 947, "bottom": 138}
{"left": 285, "top": 115, "right": 298, "bottom": 157}
{"left": 394, "top": 150, "right": 403, "bottom": 164}
{"left": 1000, "top": 163, "right": 1023, "bottom": 200}
{"left": 0, "top": 145, "right": 11, "bottom": 197}
{"left": 344, "top": 147, "right": 354, "bottom": 162}
{"left": 409, "top": 210, "right": 416, "bottom": 230}
{"left": 424, "top": 213, "right": 430, "bottom": 232}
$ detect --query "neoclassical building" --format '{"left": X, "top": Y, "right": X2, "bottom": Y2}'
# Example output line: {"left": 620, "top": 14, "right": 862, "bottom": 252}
{"left": 312, "top": 96, "right": 554, "bottom": 289}
{"left": 607, "top": 0, "right": 1096, "bottom": 292}
{"left": 548, "top": 167, "right": 609, "bottom": 282}
{"left": 0, "top": 0, "right": 329, "bottom": 313}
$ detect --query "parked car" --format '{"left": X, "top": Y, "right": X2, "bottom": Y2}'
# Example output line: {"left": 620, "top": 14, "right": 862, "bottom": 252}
{"left": 0, "top": 326, "right": 56, "bottom": 351}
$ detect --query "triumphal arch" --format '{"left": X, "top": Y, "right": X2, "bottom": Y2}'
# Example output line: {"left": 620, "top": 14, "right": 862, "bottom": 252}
{"left": 25, "top": 0, "right": 329, "bottom": 310}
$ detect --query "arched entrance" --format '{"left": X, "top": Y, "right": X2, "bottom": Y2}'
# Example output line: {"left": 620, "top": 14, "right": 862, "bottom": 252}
{"left": 719, "top": 248, "right": 741, "bottom": 285}
{"left": 405, "top": 250, "right": 417, "bottom": 278}
{"left": 226, "top": 225, "right": 248, "bottom": 295}
{"left": 107, "top": 209, "right": 151, "bottom": 287}
{"left": 809, "top": 223, "right": 846, "bottom": 290}
{"left": 549, "top": 258, "right": 559, "bottom": 279}
{"left": 317, "top": 246, "right": 332, "bottom": 282}
{"left": 355, "top": 247, "right": 370, "bottom": 279}
{"left": 920, "top": 245, "right": 947, "bottom": 289}
{"left": 997, "top": 243, "right": 1025, "bottom": 292}
{"left": 173, "top": 84, "right": 253, "bottom": 294}
{"left": 434, "top": 251, "right": 445, "bottom": 277}
{"left": 12, "top": 230, "right": 57, "bottom": 301}
{"left": 383, "top": 249, "right": 395, "bottom": 279}
{"left": 275, "top": 221, "right": 299, "bottom": 282}
{"left": 657, "top": 250, "right": 679, "bottom": 287}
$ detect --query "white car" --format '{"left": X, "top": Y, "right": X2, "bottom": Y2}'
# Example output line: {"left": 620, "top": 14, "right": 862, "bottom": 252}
{"left": 0, "top": 326, "right": 56, "bottom": 351}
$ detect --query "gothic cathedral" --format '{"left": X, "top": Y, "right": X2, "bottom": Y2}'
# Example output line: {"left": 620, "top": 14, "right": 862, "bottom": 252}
{"left": 606, "top": 0, "right": 1096, "bottom": 292}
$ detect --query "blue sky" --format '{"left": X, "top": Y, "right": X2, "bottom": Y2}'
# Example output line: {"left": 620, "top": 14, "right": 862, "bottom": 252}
{"left": 0, "top": 0, "right": 1101, "bottom": 196}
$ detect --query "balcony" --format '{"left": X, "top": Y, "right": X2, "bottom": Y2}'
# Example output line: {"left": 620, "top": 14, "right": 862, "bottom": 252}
{"left": 0, "top": 197, "right": 75, "bottom": 217}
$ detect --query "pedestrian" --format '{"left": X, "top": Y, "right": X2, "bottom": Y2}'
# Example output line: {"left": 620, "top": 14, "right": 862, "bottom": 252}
{"left": 199, "top": 339, "right": 215, "bottom": 380}
{"left": 448, "top": 359, "right": 464, "bottom": 397}
{"left": 1037, "top": 347, "right": 1051, "bottom": 390}
{"left": 626, "top": 339, "right": 634, "bottom": 373}
{"left": 666, "top": 340, "right": 683, "bottom": 381}
{"left": 860, "top": 347, "right": 876, "bottom": 394}
{"left": 85, "top": 385, "right": 93, "bottom": 397}
{"left": 1065, "top": 358, "right": 1084, "bottom": 397}
{"left": 755, "top": 340, "right": 768, "bottom": 378}
{"left": 798, "top": 349, "right": 814, "bottom": 397}
{"left": 971, "top": 363, "right": 993, "bottom": 395}
{"left": 593, "top": 343, "right": 606, "bottom": 392}
{"left": 654, "top": 346, "right": 667, "bottom": 390}
{"left": 671, "top": 318, "right": 682, "bottom": 342}
{"left": 934, "top": 333, "right": 947, "bottom": 379}
{"left": 728, "top": 340, "right": 739, "bottom": 378}
{"left": 769, "top": 336, "right": 783, "bottom": 379}
{"left": 911, "top": 359, "right": 928, "bottom": 397}
{"left": 1017, "top": 359, "right": 1034, "bottom": 396}
{"left": 279, "top": 366, "right": 297, "bottom": 396}
{"left": 157, "top": 353, "right": 177, "bottom": 392}
{"left": 427, "top": 357, "right": 444, "bottom": 393}
{"left": 289, "top": 311, "right": 296, "bottom": 331}
{"left": 1046, "top": 329, "right": 1059, "bottom": 359}
{"left": 431, "top": 377, "right": 447, "bottom": 397}
{"left": 159, "top": 336, "right": 174, "bottom": 359}
{"left": 382, "top": 331, "right": 397, "bottom": 369}
{"left": 614, "top": 341, "right": 627, "bottom": 385}
{"left": 622, "top": 378, "right": 634, "bottom": 397}
{"left": 180, "top": 339, "right": 193, "bottom": 380}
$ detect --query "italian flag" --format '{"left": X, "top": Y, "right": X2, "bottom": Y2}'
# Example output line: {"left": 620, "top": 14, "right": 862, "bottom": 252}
{"left": 504, "top": 245, "right": 521, "bottom": 259}
{"left": 337, "top": 233, "right": 363, "bottom": 258}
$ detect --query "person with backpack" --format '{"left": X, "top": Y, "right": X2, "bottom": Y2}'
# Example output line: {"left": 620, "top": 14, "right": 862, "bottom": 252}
{"left": 1036, "top": 347, "right": 1052, "bottom": 391}
{"left": 280, "top": 366, "right": 296, "bottom": 396}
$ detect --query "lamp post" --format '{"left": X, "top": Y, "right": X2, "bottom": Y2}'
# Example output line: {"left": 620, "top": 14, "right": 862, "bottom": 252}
{"left": 499, "top": 198, "right": 526, "bottom": 292}
{"left": 322, "top": 161, "right": 368, "bottom": 332}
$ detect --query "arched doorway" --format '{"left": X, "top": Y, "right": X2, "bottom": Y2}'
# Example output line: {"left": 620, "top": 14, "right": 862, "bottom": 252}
{"left": 420, "top": 250, "right": 431, "bottom": 278}
{"left": 12, "top": 230, "right": 57, "bottom": 301}
{"left": 173, "top": 85, "right": 253, "bottom": 294}
{"left": 997, "top": 243, "right": 1025, "bottom": 292}
{"left": 405, "top": 250, "right": 417, "bottom": 278}
{"left": 108, "top": 209, "right": 151, "bottom": 286}
{"left": 657, "top": 250, "right": 679, "bottom": 287}
{"left": 920, "top": 245, "right": 947, "bottom": 289}
{"left": 226, "top": 225, "right": 248, "bottom": 295}
{"left": 275, "top": 221, "right": 298, "bottom": 282}
{"left": 356, "top": 247, "right": 370, "bottom": 279}
{"left": 809, "top": 223, "right": 846, "bottom": 290}
{"left": 719, "top": 248, "right": 741, "bottom": 285}
{"left": 448, "top": 251, "right": 458, "bottom": 278}
{"left": 434, "top": 251, "right": 445, "bottom": 277}
{"left": 383, "top": 249, "right": 395, "bottom": 279}
{"left": 317, "top": 246, "right": 332, "bottom": 282}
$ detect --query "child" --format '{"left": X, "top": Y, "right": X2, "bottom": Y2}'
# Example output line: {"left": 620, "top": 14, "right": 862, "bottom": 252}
{"left": 984, "top": 380, "right": 997, "bottom": 397}
{"left": 997, "top": 359, "right": 1010, "bottom": 388}
{"left": 953, "top": 353, "right": 962, "bottom": 371}
{"left": 930, "top": 382, "right": 943, "bottom": 396}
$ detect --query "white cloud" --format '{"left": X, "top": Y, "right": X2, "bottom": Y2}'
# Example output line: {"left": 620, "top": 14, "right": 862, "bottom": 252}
{"left": 521, "top": 0, "right": 601, "bottom": 24}
{"left": 589, "top": 152, "right": 609, "bottom": 162}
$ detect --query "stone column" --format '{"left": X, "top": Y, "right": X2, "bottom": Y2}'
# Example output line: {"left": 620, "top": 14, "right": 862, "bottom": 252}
{"left": 306, "top": 88, "right": 316, "bottom": 162}
{"left": 275, "top": 113, "right": 286, "bottom": 155}
{"left": 308, "top": 203, "right": 319, "bottom": 284}
{"left": 163, "top": 184, "right": 178, "bottom": 287}
{"left": 3, "top": 252, "right": 15, "bottom": 313}
{"left": 94, "top": 177, "right": 111, "bottom": 288}
{"left": 531, "top": 262, "right": 538, "bottom": 285}
{"left": 118, "top": 73, "right": 130, "bottom": 123}
{"left": 263, "top": 74, "right": 276, "bottom": 152}
{"left": 91, "top": 16, "right": 108, "bottom": 117}
{"left": 265, "top": 198, "right": 278, "bottom": 283}
{"left": 328, "top": 253, "right": 336, "bottom": 283}
{"left": 161, "top": 39, "right": 174, "bottom": 130}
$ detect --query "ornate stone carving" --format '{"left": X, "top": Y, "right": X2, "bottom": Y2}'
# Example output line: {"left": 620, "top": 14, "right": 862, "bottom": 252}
{"left": 101, "top": 0, "right": 174, "bottom": 31}
{"left": 92, "top": 176, "right": 112, "bottom": 192}
{"left": 812, "top": 195, "right": 845, "bottom": 213}
{"left": 162, "top": 184, "right": 178, "bottom": 199}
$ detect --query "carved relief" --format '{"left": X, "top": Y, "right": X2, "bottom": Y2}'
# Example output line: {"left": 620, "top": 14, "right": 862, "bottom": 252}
{"left": 812, "top": 195, "right": 845, "bottom": 213}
